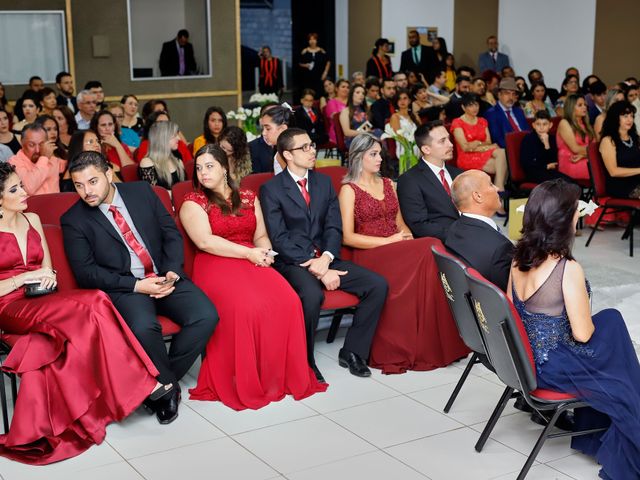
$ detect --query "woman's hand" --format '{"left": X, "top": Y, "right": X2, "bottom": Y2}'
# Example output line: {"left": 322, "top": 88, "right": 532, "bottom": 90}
{"left": 101, "top": 134, "right": 119, "bottom": 148}
{"left": 570, "top": 154, "right": 585, "bottom": 163}
{"left": 20, "top": 267, "right": 57, "bottom": 289}
{"left": 246, "top": 247, "right": 273, "bottom": 267}
{"left": 387, "top": 231, "right": 411, "bottom": 244}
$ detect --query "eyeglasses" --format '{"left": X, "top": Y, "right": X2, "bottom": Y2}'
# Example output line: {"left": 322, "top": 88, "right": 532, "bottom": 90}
{"left": 112, "top": 114, "right": 124, "bottom": 119}
{"left": 84, "top": 138, "right": 100, "bottom": 146}
{"left": 288, "top": 142, "right": 316, "bottom": 153}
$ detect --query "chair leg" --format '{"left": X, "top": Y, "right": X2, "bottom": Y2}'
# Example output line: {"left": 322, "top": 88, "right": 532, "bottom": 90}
{"left": 0, "top": 372, "right": 9, "bottom": 434}
{"left": 475, "top": 386, "right": 513, "bottom": 452}
{"left": 516, "top": 407, "right": 564, "bottom": 480}
{"left": 326, "top": 312, "right": 343, "bottom": 344}
{"left": 444, "top": 352, "right": 479, "bottom": 413}
{"left": 10, "top": 373, "right": 17, "bottom": 406}
{"left": 585, "top": 207, "right": 607, "bottom": 247}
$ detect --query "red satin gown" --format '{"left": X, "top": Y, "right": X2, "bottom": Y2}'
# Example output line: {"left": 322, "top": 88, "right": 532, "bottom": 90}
{"left": 348, "top": 178, "right": 469, "bottom": 374}
{"left": 185, "top": 190, "right": 327, "bottom": 410}
{"left": 0, "top": 224, "right": 158, "bottom": 465}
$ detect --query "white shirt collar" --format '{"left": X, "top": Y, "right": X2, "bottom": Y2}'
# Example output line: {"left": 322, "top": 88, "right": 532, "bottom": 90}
{"left": 287, "top": 168, "right": 309, "bottom": 186}
{"left": 462, "top": 212, "right": 498, "bottom": 231}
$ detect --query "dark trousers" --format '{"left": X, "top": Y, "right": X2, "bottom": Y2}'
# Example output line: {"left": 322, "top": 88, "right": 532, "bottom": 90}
{"left": 111, "top": 279, "right": 218, "bottom": 384}
{"left": 276, "top": 259, "right": 387, "bottom": 365}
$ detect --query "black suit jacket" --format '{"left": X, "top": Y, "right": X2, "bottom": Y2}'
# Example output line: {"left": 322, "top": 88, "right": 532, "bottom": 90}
{"left": 56, "top": 94, "right": 77, "bottom": 113}
{"left": 399, "top": 45, "right": 437, "bottom": 77}
{"left": 61, "top": 182, "right": 185, "bottom": 294}
{"left": 397, "top": 160, "right": 462, "bottom": 241}
{"left": 249, "top": 137, "right": 274, "bottom": 173}
{"left": 159, "top": 40, "right": 197, "bottom": 76}
{"left": 259, "top": 169, "right": 342, "bottom": 266}
{"left": 371, "top": 98, "right": 393, "bottom": 130}
{"left": 445, "top": 215, "right": 514, "bottom": 291}
{"left": 294, "top": 107, "right": 328, "bottom": 145}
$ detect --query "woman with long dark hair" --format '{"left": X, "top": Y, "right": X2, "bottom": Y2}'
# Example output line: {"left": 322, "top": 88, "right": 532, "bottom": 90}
{"left": 218, "top": 125, "right": 252, "bottom": 182}
{"left": 192, "top": 106, "right": 227, "bottom": 154}
{"left": 556, "top": 94, "right": 594, "bottom": 181}
{"left": 365, "top": 38, "right": 393, "bottom": 80}
{"left": 178, "top": 144, "right": 327, "bottom": 410}
{"left": 509, "top": 179, "right": 640, "bottom": 479}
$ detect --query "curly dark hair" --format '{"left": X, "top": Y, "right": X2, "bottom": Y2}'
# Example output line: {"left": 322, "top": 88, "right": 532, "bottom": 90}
{"left": 203, "top": 106, "right": 228, "bottom": 144}
{"left": 192, "top": 144, "right": 243, "bottom": 216}
{"left": 219, "top": 126, "right": 251, "bottom": 180}
{"left": 513, "top": 179, "right": 581, "bottom": 271}
{"left": 601, "top": 100, "right": 638, "bottom": 147}
{"left": 0, "top": 162, "right": 17, "bottom": 199}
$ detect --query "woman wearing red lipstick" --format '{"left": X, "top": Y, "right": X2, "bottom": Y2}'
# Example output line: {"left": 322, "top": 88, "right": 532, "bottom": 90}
{"left": 338, "top": 133, "right": 466, "bottom": 374}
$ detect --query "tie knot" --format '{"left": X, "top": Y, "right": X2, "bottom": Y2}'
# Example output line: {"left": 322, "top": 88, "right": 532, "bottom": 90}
{"left": 108, "top": 205, "right": 117, "bottom": 214}
{"left": 297, "top": 179, "right": 307, "bottom": 189}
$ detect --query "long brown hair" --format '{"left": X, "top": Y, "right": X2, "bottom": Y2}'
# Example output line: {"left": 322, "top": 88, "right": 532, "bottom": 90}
{"left": 192, "top": 144, "right": 243, "bottom": 216}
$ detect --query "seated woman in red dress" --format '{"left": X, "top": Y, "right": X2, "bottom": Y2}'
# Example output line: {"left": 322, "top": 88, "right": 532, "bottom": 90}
{"left": 451, "top": 94, "right": 508, "bottom": 193}
{"left": 179, "top": 144, "right": 327, "bottom": 410}
{"left": 0, "top": 163, "right": 165, "bottom": 465}
{"left": 338, "top": 133, "right": 469, "bottom": 374}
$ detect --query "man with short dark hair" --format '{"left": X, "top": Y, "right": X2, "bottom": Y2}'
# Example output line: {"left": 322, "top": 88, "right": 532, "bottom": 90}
{"left": 527, "top": 68, "right": 559, "bottom": 104}
{"left": 445, "top": 75, "right": 472, "bottom": 120}
{"left": 371, "top": 78, "right": 397, "bottom": 129}
{"left": 588, "top": 80, "right": 607, "bottom": 124}
{"left": 397, "top": 121, "right": 462, "bottom": 241}
{"left": 456, "top": 66, "right": 475, "bottom": 79}
{"left": 485, "top": 77, "right": 530, "bottom": 148}
{"left": 55, "top": 71, "right": 77, "bottom": 112}
{"left": 9, "top": 123, "right": 64, "bottom": 195}
{"left": 393, "top": 71, "right": 408, "bottom": 89}
{"left": 260, "top": 128, "right": 387, "bottom": 382}
{"left": 478, "top": 35, "right": 510, "bottom": 73}
{"left": 399, "top": 29, "right": 437, "bottom": 79}
{"left": 501, "top": 66, "right": 515, "bottom": 79}
{"left": 29, "top": 76, "right": 44, "bottom": 92}
{"left": 84, "top": 80, "right": 105, "bottom": 110}
{"left": 428, "top": 69, "right": 448, "bottom": 96}
{"left": 159, "top": 29, "right": 197, "bottom": 76}
{"left": 446, "top": 170, "right": 513, "bottom": 291}
{"left": 61, "top": 151, "right": 218, "bottom": 425}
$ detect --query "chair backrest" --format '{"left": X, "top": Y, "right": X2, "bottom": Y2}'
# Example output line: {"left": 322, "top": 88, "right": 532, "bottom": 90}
{"left": 240, "top": 172, "right": 275, "bottom": 194}
{"left": 317, "top": 166, "right": 348, "bottom": 194}
{"left": 171, "top": 180, "right": 194, "bottom": 214}
{"left": 174, "top": 216, "right": 196, "bottom": 278}
{"left": 43, "top": 224, "right": 79, "bottom": 290}
{"left": 26, "top": 192, "right": 79, "bottom": 226}
{"left": 183, "top": 159, "right": 195, "bottom": 180}
{"left": 332, "top": 111, "right": 348, "bottom": 155}
{"left": 152, "top": 185, "right": 174, "bottom": 215}
{"left": 586, "top": 141, "right": 607, "bottom": 200}
{"left": 120, "top": 164, "right": 140, "bottom": 182}
{"left": 465, "top": 267, "right": 537, "bottom": 393}
{"left": 431, "top": 244, "right": 487, "bottom": 354}
{"left": 505, "top": 131, "right": 529, "bottom": 183}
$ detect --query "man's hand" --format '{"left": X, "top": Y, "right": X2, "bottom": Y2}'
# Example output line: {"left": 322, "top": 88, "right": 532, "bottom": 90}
{"left": 41, "top": 140, "right": 56, "bottom": 159}
{"left": 547, "top": 162, "right": 558, "bottom": 170}
{"left": 300, "top": 254, "right": 331, "bottom": 279}
{"left": 320, "top": 269, "right": 348, "bottom": 290}
{"left": 135, "top": 276, "right": 175, "bottom": 299}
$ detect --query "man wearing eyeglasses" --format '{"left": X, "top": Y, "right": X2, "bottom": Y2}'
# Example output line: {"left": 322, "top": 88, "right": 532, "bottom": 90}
{"left": 75, "top": 90, "right": 98, "bottom": 129}
{"left": 260, "top": 128, "right": 388, "bottom": 383}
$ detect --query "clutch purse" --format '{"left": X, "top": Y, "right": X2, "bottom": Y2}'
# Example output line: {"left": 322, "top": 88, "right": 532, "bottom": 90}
{"left": 24, "top": 282, "right": 57, "bottom": 297}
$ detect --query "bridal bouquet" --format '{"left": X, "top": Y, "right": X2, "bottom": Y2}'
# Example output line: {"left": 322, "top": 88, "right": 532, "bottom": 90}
{"left": 380, "top": 123, "right": 419, "bottom": 175}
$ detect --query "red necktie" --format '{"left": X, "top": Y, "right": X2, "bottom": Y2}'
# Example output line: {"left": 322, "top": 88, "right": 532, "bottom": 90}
{"left": 439, "top": 169, "right": 452, "bottom": 197}
{"left": 297, "top": 179, "right": 311, "bottom": 207}
{"left": 506, "top": 109, "right": 520, "bottom": 132}
{"left": 308, "top": 109, "right": 317, "bottom": 123}
{"left": 109, "top": 205, "right": 156, "bottom": 278}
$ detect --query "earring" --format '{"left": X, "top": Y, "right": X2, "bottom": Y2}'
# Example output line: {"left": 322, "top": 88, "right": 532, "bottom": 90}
{"left": 0, "top": 207, "right": 3, "bottom": 219}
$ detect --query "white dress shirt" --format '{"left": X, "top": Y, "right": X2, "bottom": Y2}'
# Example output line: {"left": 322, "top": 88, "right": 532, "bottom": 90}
{"left": 423, "top": 158, "right": 453, "bottom": 187}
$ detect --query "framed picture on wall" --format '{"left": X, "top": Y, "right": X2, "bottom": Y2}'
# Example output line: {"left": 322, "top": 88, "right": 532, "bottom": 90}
{"left": 126, "top": 0, "right": 212, "bottom": 80}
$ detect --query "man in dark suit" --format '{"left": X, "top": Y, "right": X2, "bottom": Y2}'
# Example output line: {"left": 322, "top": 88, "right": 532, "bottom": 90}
{"left": 399, "top": 30, "right": 437, "bottom": 79}
{"left": 397, "top": 121, "right": 462, "bottom": 241}
{"left": 61, "top": 152, "right": 218, "bottom": 424}
{"left": 55, "top": 71, "right": 77, "bottom": 113}
{"left": 477, "top": 35, "right": 510, "bottom": 73}
{"left": 527, "top": 69, "right": 560, "bottom": 105}
{"left": 485, "top": 77, "right": 530, "bottom": 148}
{"left": 445, "top": 76, "right": 472, "bottom": 120}
{"left": 294, "top": 88, "right": 328, "bottom": 146}
{"left": 445, "top": 170, "right": 514, "bottom": 291}
{"left": 371, "top": 79, "right": 397, "bottom": 129}
{"left": 260, "top": 128, "right": 387, "bottom": 382}
{"left": 159, "top": 29, "right": 197, "bottom": 76}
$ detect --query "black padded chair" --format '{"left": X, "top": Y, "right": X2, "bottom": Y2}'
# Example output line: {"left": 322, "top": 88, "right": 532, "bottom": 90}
{"left": 0, "top": 339, "right": 18, "bottom": 434}
{"left": 465, "top": 267, "right": 606, "bottom": 479}
{"left": 431, "top": 244, "right": 494, "bottom": 413}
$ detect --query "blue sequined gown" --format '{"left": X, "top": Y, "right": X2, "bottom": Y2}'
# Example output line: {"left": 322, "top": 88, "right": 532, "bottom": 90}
{"left": 512, "top": 258, "right": 640, "bottom": 479}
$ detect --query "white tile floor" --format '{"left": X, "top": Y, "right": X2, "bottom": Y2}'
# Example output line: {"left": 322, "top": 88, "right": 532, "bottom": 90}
{"left": 1, "top": 225, "right": 638, "bottom": 480}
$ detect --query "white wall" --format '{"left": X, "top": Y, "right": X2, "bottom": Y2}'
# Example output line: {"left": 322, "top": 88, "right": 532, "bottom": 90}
{"left": 381, "top": 0, "right": 454, "bottom": 72}
{"left": 335, "top": 0, "right": 349, "bottom": 78}
{"left": 498, "top": 0, "right": 596, "bottom": 90}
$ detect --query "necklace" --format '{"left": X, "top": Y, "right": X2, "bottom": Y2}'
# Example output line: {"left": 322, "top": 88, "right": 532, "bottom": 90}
{"left": 622, "top": 137, "right": 634, "bottom": 148}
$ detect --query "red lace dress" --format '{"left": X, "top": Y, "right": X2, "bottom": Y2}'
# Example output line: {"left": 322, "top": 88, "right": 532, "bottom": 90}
{"left": 451, "top": 117, "right": 497, "bottom": 170}
{"left": 349, "top": 178, "right": 469, "bottom": 374}
{"left": 0, "top": 224, "right": 158, "bottom": 465}
{"left": 184, "top": 190, "right": 327, "bottom": 410}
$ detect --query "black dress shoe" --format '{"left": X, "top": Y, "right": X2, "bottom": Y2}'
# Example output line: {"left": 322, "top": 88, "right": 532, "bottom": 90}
{"left": 338, "top": 348, "right": 371, "bottom": 377}
{"left": 530, "top": 410, "right": 575, "bottom": 431}
{"left": 513, "top": 395, "right": 534, "bottom": 413}
{"left": 155, "top": 389, "right": 181, "bottom": 425}
{"left": 311, "top": 365, "right": 326, "bottom": 384}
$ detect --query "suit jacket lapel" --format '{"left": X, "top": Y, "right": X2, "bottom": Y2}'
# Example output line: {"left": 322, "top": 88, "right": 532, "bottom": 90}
{"left": 283, "top": 169, "right": 311, "bottom": 216}
{"left": 308, "top": 170, "right": 321, "bottom": 225}
{"left": 85, "top": 203, "right": 124, "bottom": 245}
{"left": 119, "top": 186, "right": 155, "bottom": 253}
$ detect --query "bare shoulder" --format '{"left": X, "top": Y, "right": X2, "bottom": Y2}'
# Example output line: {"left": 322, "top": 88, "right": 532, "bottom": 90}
{"left": 23, "top": 211, "right": 42, "bottom": 226}
{"left": 139, "top": 157, "right": 153, "bottom": 167}
{"left": 563, "top": 259, "right": 585, "bottom": 280}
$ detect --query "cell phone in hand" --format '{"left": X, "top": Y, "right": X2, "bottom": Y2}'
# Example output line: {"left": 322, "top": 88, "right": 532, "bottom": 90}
{"left": 157, "top": 278, "right": 176, "bottom": 286}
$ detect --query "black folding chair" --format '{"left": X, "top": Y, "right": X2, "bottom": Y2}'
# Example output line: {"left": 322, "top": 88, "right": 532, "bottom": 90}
{"left": 0, "top": 339, "right": 18, "bottom": 434}
{"left": 465, "top": 267, "right": 606, "bottom": 479}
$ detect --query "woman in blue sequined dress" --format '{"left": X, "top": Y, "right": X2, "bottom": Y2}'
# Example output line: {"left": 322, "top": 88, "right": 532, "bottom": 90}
{"left": 508, "top": 179, "right": 640, "bottom": 480}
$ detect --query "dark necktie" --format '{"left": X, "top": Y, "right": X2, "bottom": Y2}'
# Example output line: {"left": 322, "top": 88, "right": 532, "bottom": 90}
{"left": 297, "top": 179, "right": 311, "bottom": 207}
{"left": 109, "top": 205, "right": 156, "bottom": 278}
{"left": 438, "top": 169, "right": 451, "bottom": 197}
{"left": 506, "top": 109, "right": 520, "bottom": 132}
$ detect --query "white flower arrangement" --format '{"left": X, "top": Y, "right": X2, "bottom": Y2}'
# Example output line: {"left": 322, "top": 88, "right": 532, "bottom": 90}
{"left": 249, "top": 93, "right": 279, "bottom": 104}
{"left": 380, "top": 123, "right": 419, "bottom": 174}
